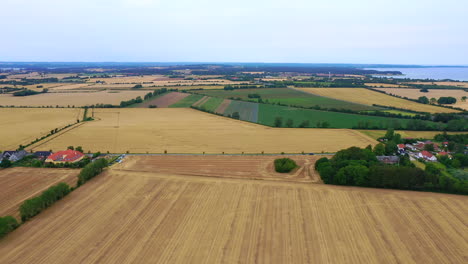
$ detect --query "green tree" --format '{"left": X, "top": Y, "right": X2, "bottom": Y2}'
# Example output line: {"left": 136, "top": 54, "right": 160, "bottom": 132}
{"left": 385, "top": 128, "right": 394, "bottom": 140}
{"left": 75, "top": 146, "right": 83, "bottom": 153}
{"left": 424, "top": 144, "right": 435, "bottom": 152}
{"left": 274, "top": 117, "right": 283, "bottom": 127}
{"left": 0, "top": 159, "right": 12, "bottom": 168}
{"left": 0, "top": 216, "right": 19, "bottom": 238}
{"left": 373, "top": 143, "right": 385, "bottom": 156}
{"left": 231, "top": 112, "right": 240, "bottom": 119}
{"left": 286, "top": 119, "right": 294, "bottom": 128}
{"left": 417, "top": 96, "right": 429, "bottom": 104}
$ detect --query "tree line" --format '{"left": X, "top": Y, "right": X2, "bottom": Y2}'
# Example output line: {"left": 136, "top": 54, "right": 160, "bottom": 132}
{"left": 315, "top": 146, "right": 468, "bottom": 194}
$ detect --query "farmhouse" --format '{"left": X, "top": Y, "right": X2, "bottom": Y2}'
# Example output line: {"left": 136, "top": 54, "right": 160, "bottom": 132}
{"left": 377, "top": 156, "right": 400, "bottom": 165}
{"left": 46, "top": 150, "right": 84, "bottom": 164}
{"left": 34, "top": 151, "right": 53, "bottom": 161}
{"left": 417, "top": 151, "right": 437, "bottom": 162}
{"left": 1, "top": 150, "right": 29, "bottom": 162}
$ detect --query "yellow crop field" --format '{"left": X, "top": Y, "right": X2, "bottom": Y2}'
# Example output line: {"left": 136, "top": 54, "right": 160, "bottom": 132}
{"left": 375, "top": 88, "right": 468, "bottom": 110}
{"left": 29, "top": 108, "right": 376, "bottom": 153}
{"left": 0, "top": 108, "right": 81, "bottom": 150}
{"left": 358, "top": 130, "right": 468, "bottom": 140}
{"left": 0, "top": 168, "right": 466, "bottom": 263}
{"left": 0, "top": 91, "right": 148, "bottom": 107}
{"left": 409, "top": 81, "right": 468, "bottom": 88}
{"left": 297, "top": 88, "right": 458, "bottom": 113}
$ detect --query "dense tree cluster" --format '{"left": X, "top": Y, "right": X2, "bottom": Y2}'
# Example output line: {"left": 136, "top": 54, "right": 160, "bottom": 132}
{"left": 19, "top": 183, "right": 71, "bottom": 221}
{"left": 0, "top": 216, "right": 19, "bottom": 238}
{"left": 77, "top": 158, "right": 108, "bottom": 186}
{"left": 274, "top": 158, "right": 297, "bottom": 173}
{"left": 315, "top": 146, "right": 468, "bottom": 194}
{"left": 437, "top": 97, "right": 457, "bottom": 104}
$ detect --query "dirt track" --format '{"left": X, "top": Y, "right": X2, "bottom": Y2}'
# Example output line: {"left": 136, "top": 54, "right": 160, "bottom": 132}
{"left": 0, "top": 167, "right": 79, "bottom": 219}
{"left": 0, "top": 164, "right": 467, "bottom": 263}
{"left": 115, "top": 155, "right": 322, "bottom": 183}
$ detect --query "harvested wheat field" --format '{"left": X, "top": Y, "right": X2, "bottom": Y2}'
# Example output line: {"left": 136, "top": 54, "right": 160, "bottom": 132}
{"left": 0, "top": 108, "right": 81, "bottom": 150}
{"left": 297, "top": 88, "right": 457, "bottom": 113}
{"left": 358, "top": 130, "right": 468, "bottom": 140}
{"left": 0, "top": 91, "right": 148, "bottom": 107}
{"left": 0, "top": 167, "right": 466, "bottom": 263}
{"left": 115, "top": 155, "right": 322, "bottom": 183}
{"left": 408, "top": 81, "right": 468, "bottom": 88}
{"left": 135, "top": 92, "right": 189, "bottom": 108}
{"left": 0, "top": 167, "right": 79, "bottom": 219}
{"left": 375, "top": 88, "right": 468, "bottom": 110}
{"left": 29, "top": 108, "right": 376, "bottom": 153}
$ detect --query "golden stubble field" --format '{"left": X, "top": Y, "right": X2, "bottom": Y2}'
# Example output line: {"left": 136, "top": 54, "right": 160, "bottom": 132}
{"left": 29, "top": 108, "right": 377, "bottom": 153}
{"left": 375, "top": 88, "right": 468, "bottom": 110}
{"left": 0, "top": 167, "right": 79, "bottom": 219}
{"left": 0, "top": 90, "right": 148, "bottom": 107}
{"left": 0, "top": 108, "right": 82, "bottom": 150}
{"left": 297, "top": 88, "right": 458, "bottom": 113}
{"left": 0, "top": 167, "right": 466, "bottom": 263}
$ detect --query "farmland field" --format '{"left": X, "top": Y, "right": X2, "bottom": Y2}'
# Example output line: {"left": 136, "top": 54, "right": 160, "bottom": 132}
{"left": 198, "top": 97, "right": 223, "bottom": 111}
{"left": 375, "top": 88, "right": 468, "bottom": 110}
{"left": 257, "top": 104, "right": 435, "bottom": 129}
{"left": 0, "top": 108, "right": 82, "bottom": 150}
{"left": 358, "top": 130, "right": 468, "bottom": 140}
{"left": 193, "top": 88, "right": 376, "bottom": 111}
{"left": 0, "top": 91, "right": 148, "bottom": 107}
{"left": 0, "top": 166, "right": 466, "bottom": 263}
{"left": 134, "top": 92, "right": 188, "bottom": 108}
{"left": 408, "top": 81, "right": 468, "bottom": 88}
{"left": 224, "top": 100, "right": 259, "bottom": 122}
{"left": 28, "top": 108, "right": 376, "bottom": 153}
{"left": 297, "top": 88, "right": 458, "bottom": 113}
{"left": 0, "top": 167, "right": 79, "bottom": 219}
{"left": 116, "top": 155, "right": 322, "bottom": 183}
{"left": 169, "top": 94, "right": 204, "bottom": 107}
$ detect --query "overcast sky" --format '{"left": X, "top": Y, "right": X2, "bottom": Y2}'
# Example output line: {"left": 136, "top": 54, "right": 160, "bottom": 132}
{"left": 2, "top": 0, "right": 467, "bottom": 65}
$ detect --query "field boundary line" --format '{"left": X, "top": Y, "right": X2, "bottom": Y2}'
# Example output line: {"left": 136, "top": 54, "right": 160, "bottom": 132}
{"left": 27, "top": 121, "right": 88, "bottom": 151}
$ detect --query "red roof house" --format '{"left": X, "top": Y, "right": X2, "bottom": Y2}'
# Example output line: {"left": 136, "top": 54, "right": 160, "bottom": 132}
{"left": 46, "top": 150, "right": 85, "bottom": 163}
{"left": 417, "top": 150, "right": 437, "bottom": 162}
{"left": 397, "top": 144, "right": 405, "bottom": 149}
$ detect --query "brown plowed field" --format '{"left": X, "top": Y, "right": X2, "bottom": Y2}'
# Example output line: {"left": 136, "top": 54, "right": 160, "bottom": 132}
{"left": 115, "top": 155, "right": 322, "bottom": 183}
{"left": 0, "top": 167, "right": 79, "bottom": 219}
{"left": 136, "top": 92, "right": 189, "bottom": 108}
{"left": 215, "top": 99, "right": 232, "bottom": 113}
{"left": 0, "top": 167, "right": 466, "bottom": 263}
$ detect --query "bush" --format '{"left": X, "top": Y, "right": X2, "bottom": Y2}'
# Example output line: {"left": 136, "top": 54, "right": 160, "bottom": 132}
{"left": 0, "top": 216, "right": 19, "bottom": 238}
{"left": 77, "top": 158, "right": 109, "bottom": 186}
{"left": 19, "top": 182, "right": 71, "bottom": 221}
{"left": 274, "top": 158, "right": 298, "bottom": 173}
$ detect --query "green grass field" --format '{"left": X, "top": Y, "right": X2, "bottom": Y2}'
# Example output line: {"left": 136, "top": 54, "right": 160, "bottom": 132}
{"left": 199, "top": 97, "right": 224, "bottom": 112}
{"left": 169, "top": 94, "right": 204, "bottom": 108}
{"left": 193, "top": 88, "right": 376, "bottom": 111}
{"left": 257, "top": 104, "right": 436, "bottom": 129}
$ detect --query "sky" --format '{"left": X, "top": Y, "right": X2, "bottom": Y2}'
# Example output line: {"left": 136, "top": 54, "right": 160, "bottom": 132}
{"left": 2, "top": 0, "right": 468, "bottom": 65}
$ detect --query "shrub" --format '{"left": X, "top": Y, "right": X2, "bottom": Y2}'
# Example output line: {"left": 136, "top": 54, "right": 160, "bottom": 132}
{"left": 274, "top": 158, "right": 298, "bottom": 173}
{"left": 0, "top": 216, "right": 19, "bottom": 238}
{"left": 19, "top": 182, "right": 71, "bottom": 221}
{"left": 77, "top": 158, "right": 109, "bottom": 186}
